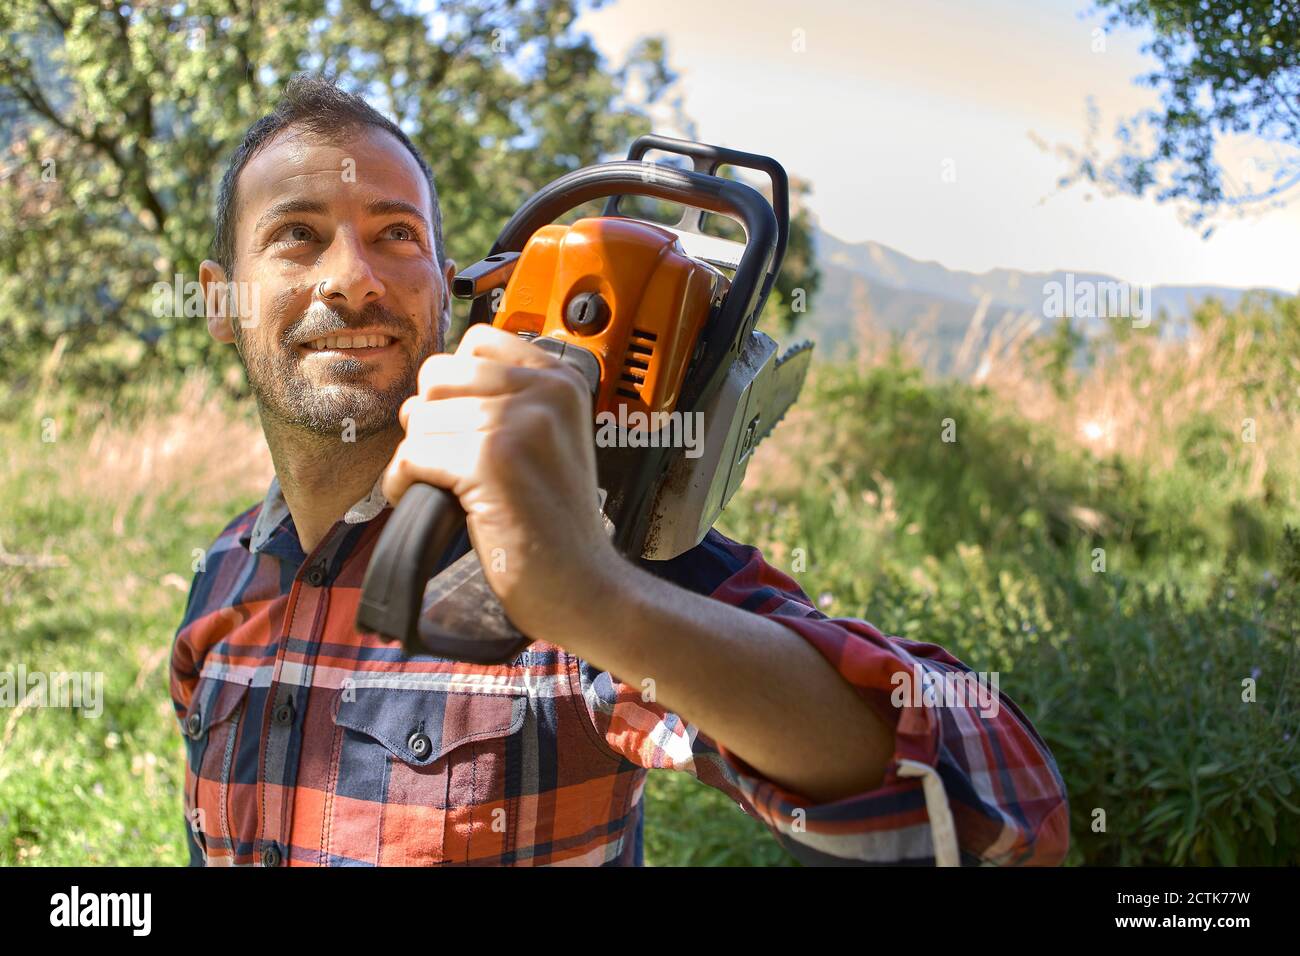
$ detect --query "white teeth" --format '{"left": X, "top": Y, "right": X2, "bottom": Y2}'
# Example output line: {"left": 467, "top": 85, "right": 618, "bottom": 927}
{"left": 306, "top": 334, "right": 393, "bottom": 350}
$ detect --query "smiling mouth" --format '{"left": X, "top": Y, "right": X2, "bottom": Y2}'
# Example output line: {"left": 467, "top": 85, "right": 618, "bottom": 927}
{"left": 301, "top": 333, "right": 397, "bottom": 352}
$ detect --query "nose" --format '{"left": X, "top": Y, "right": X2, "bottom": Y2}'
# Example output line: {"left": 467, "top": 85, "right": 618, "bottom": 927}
{"left": 314, "top": 229, "right": 386, "bottom": 307}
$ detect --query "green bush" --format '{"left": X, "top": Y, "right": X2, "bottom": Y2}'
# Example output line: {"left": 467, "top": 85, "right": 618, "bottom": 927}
{"left": 3, "top": 297, "right": 1297, "bottom": 865}
{"left": 720, "top": 341, "right": 1300, "bottom": 865}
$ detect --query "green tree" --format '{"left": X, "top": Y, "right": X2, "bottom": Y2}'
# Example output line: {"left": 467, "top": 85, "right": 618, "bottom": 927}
{"left": 1067, "top": 0, "right": 1299, "bottom": 234}
{"left": 3, "top": 1, "right": 819, "bottom": 389}
{"left": 766, "top": 175, "right": 822, "bottom": 339}
{"left": 0, "top": 0, "right": 663, "bottom": 382}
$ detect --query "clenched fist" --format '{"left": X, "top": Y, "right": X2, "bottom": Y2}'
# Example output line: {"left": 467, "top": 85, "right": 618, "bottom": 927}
{"left": 382, "top": 324, "right": 623, "bottom": 637}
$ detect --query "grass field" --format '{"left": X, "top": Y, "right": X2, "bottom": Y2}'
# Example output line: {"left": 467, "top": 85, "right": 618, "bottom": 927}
{"left": 2, "top": 296, "right": 1298, "bottom": 865}
{"left": 0, "top": 372, "right": 787, "bottom": 865}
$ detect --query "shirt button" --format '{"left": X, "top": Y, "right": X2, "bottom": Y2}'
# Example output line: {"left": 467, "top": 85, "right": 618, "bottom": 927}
{"left": 305, "top": 564, "right": 326, "bottom": 586}
{"left": 408, "top": 732, "right": 432, "bottom": 760}
{"left": 273, "top": 700, "right": 294, "bottom": 726}
{"left": 261, "top": 844, "right": 281, "bottom": 867}
{"left": 185, "top": 713, "right": 202, "bottom": 737}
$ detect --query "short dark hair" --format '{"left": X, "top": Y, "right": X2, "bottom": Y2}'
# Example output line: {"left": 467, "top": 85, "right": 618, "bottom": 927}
{"left": 211, "top": 73, "right": 445, "bottom": 275}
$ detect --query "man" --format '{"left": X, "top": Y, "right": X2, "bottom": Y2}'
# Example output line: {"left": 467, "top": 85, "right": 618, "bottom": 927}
{"left": 171, "top": 74, "right": 1069, "bottom": 866}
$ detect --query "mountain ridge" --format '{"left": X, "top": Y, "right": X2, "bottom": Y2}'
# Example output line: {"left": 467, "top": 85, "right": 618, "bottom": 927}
{"left": 803, "top": 226, "right": 1293, "bottom": 370}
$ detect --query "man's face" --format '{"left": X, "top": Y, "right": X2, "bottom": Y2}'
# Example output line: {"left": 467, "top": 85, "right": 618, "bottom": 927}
{"left": 204, "top": 124, "right": 451, "bottom": 438}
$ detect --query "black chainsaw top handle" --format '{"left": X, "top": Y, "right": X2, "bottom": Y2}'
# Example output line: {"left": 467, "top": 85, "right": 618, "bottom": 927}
{"left": 603, "top": 133, "right": 790, "bottom": 315}
{"left": 469, "top": 160, "right": 780, "bottom": 409}
{"left": 356, "top": 158, "right": 781, "bottom": 657}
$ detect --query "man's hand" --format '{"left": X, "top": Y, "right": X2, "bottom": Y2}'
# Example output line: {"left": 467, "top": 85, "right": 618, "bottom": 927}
{"left": 382, "top": 324, "right": 622, "bottom": 636}
{"left": 383, "top": 325, "right": 894, "bottom": 803}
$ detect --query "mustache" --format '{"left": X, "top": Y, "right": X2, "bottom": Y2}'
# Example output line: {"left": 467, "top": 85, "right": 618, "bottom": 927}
{"left": 282, "top": 300, "right": 411, "bottom": 347}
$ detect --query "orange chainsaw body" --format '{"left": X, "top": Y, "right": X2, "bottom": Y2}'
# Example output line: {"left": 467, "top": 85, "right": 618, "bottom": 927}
{"left": 491, "top": 217, "right": 726, "bottom": 418}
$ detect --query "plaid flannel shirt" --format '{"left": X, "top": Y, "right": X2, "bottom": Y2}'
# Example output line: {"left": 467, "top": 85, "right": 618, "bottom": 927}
{"left": 170, "top": 477, "right": 1069, "bottom": 866}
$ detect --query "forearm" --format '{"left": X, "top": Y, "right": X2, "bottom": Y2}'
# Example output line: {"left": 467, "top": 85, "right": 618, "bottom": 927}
{"left": 536, "top": 553, "right": 896, "bottom": 803}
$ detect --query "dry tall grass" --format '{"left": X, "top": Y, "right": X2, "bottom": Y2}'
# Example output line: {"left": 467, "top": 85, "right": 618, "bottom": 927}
{"left": 30, "top": 370, "right": 271, "bottom": 534}
{"left": 826, "top": 294, "right": 1299, "bottom": 501}
{"left": 970, "top": 307, "right": 1298, "bottom": 504}
{"left": 84, "top": 373, "right": 271, "bottom": 529}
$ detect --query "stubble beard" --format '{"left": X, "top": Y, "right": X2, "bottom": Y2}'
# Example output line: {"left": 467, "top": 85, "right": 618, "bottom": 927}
{"left": 236, "top": 304, "right": 442, "bottom": 441}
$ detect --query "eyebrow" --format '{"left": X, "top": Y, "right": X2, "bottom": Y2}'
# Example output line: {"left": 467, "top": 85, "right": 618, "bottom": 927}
{"left": 253, "top": 198, "right": 329, "bottom": 232}
{"left": 366, "top": 198, "right": 428, "bottom": 225}
{"left": 252, "top": 197, "right": 428, "bottom": 232}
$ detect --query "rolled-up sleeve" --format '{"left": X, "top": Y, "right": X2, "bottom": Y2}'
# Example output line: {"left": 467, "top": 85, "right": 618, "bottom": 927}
{"left": 579, "top": 528, "right": 1070, "bottom": 866}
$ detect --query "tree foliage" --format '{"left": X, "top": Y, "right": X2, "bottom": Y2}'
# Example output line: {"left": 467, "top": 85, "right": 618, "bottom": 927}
{"left": 0, "top": 0, "right": 817, "bottom": 388}
{"left": 1076, "top": 0, "right": 1300, "bottom": 232}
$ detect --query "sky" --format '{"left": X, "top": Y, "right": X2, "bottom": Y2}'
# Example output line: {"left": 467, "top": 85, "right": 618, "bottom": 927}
{"left": 576, "top": 0, "right": 1300, "bottom": 291}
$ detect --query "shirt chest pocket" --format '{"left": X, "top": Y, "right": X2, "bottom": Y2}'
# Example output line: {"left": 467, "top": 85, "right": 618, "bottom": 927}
{"left": 182, "top": 676, "right": 251, "bottom": 865}
{"left": 331, "top": 684, "right": 529, "bottom": 866}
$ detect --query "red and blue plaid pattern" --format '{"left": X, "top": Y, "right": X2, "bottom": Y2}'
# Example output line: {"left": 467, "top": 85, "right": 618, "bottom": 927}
{"left": 170, "top": 482, "right": 1069, "bottom": 866}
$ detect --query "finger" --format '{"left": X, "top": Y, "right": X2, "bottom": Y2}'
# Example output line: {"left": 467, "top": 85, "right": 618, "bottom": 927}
{"left": 416, "top": 351, "right": 537, "bottom": 400}
{"left": 398, "top": 395, "right": 418, "bottom": 430}
{"left": 457, "top": 322, "right": 562, "bottom": 371}
{"left": 382, "top": 432, "right": 482, "bottom": 504}
{"left": 403, "top": 395, "right": 508, "bottom": 436}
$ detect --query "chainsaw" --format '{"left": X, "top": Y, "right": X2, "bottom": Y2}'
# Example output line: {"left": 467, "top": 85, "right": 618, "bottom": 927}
{"left": 355, "top": 134, "right": 813, "bottom": 663}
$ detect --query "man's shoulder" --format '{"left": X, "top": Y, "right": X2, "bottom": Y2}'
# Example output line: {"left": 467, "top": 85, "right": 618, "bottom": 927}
{"left": 227, "top": 499, "right": 265, "bottom": 537}
{"left": 175, "top": 500, "right": 264, "bottom": 627}
{"left": 204, "top": 500, "right": 264, "bottom": 561}
{"left": 170, "top": 501, "right": 265, "bottom": 708}
{"left": 638, "top": 528, "right": 768, "bottom": 594}
{"left": 638, "top": 527, "right": 825, "bottom": 619}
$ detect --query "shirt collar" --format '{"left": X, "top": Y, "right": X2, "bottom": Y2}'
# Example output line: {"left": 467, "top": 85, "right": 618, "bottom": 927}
{"left": 240, "top": 474, "right": 390, "bottom": 554}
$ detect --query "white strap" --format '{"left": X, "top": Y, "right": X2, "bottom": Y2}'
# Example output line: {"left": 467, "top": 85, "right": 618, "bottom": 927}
{"left": 896, "top": 758, "right": 960, "bottom": 866}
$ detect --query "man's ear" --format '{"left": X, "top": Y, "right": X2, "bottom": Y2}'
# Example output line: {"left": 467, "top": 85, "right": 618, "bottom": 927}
{"left": 440, "top": 257, "right": 457, "bottom": 339}
{"left": 199, "top": 259, "right": 235, "bottom": 344}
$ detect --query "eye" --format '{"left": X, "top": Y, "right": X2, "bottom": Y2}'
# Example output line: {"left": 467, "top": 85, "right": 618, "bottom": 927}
{"left": 273, "top": 223, "right": 317, "bottom": 245}
{"left": 384, "top": 222, "right": 420, "bottom": 242}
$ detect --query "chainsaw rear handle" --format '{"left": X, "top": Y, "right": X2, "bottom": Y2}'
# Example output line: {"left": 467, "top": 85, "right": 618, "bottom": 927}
{"left": 357, "top": 162, "right": 779, "bottom": 658}
{"left": 356, "top": 483, "right": 472, "bottom": 651}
